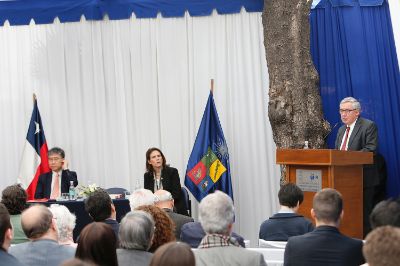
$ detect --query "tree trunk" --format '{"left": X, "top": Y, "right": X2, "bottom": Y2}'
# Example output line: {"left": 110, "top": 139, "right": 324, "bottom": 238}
{"left": 262, "top": 0, "right": 330, "bottom": 151}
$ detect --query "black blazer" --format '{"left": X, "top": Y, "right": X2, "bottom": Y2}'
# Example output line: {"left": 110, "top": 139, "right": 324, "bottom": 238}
{"left": 284, "top": 226, "right": 365, "bottom": 266}
{"left": 144, "top": 166, "right": 187, "bottom": 215}
{"left": 34, "top": 170, "right": 78, "bottom": 199}
{"left": 335, "top": 117, "right": 379, "bottom": 187}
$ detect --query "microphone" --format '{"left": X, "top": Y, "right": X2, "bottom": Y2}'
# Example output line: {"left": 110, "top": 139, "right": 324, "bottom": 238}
{"left": 324, "top": 122, "right": 340, "bottom": 139}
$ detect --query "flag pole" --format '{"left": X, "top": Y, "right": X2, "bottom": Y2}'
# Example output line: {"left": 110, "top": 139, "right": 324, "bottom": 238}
{"left": 210, "top": 79, "right": 214, "bottom": 94}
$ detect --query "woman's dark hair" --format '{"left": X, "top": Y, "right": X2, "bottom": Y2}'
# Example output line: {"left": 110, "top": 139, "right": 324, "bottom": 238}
{"left": 75, "top": 222, "right": 118, "bottom": 266}
{"left": 145, "top": 147, "right": 167, "bottom": 173}
{"left": 150, "top": 242, "right": 195, "bottom": 266}
{"left": 1, "top": 184, "right": 28, "bottom": 215}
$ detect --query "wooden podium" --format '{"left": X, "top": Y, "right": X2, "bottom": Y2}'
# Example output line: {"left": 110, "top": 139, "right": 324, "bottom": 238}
{"left": 276, "top": 149, "right": 373, "bottom": 239}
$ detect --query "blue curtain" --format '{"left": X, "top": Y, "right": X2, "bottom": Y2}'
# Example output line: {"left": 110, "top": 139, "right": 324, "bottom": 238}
{"left": 310, "top": 0, "right": 400, "bottom": 197}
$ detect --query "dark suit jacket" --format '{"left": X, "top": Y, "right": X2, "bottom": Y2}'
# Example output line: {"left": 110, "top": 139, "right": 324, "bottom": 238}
{"left": 284, "top": 226, "right": 364, "bottom": 266}
{"left": 163, "top": 208, "right": 194, "bottom": 240}
{"left": 335, "top": 117, "right": 379, "bottom": 187}
{"left": 34, "top": 170, "right": 78, "bottom": 199}
{"left": 144, "top": 166, "right": 187, "bottom": 215}
{"left": 180, "top": 221, "right": 245, "bottom": 248}
{"left": 259, "top": 212, "right": 314, "bottom": 241}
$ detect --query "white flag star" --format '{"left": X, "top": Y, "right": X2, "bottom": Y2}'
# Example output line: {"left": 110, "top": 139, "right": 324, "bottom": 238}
{"left": 34, "top": 122, "right": 40, "bottom": 134}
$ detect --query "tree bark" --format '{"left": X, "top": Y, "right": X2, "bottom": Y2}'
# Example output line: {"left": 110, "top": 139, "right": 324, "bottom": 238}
{"left": 262, "top": 0, "right": 330, "bottom": 150}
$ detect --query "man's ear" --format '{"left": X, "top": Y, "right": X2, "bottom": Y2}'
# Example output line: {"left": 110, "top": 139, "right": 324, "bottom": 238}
{"left": 5, "top": 228, "right": 12, "bottom": 241}
{"left": 311, "top": 208, "right": 316, "bottom": 220}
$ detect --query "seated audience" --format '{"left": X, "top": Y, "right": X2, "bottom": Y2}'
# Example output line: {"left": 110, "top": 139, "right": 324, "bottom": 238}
{"left": 129, "top": 188, "right": 156, "bottom": 210}
{"left": 369, "top": 198, "right": 400, "bottom": 229}
{"left": 259, "top": 183, "right": 314, "bottom": 241}
{"left": 154, "top": 189, "right": 193, "bottom": 240}
{"left": 76, "top": 222, "right": 118, "bottom": 266}
{"left": 150, "top": 242, "right": 195, "bottom": 266}
{"left": 117, "top": 210, "right": 155, "bottom": 266}
{"left": 136, "top": 205, "right": 175, "bottom": 252}
{"left": 49, "top": 204, "right": 77, "bottom": 247}
{"left": 194, "top": 191, "right": 266, "bottom": 266}
{"left": 284, "top": 188, "right": 364, "bottom": 266}
{"left": 1, "top": 184, "right": 29, "bottom": 244}
{"left": 35, "top": 147, "right": 78, "bottom": 199}
{"left": 9, "top": 205, "right": 75, "bottom": 266}
{"left": 362, "top": 225, "right": 400, "bottom": 266}
{"left": 0, "top": 203, "right": 25, "bottom": 266}
{"left": 84, "top": 188, "right": 119, "bottom": 240}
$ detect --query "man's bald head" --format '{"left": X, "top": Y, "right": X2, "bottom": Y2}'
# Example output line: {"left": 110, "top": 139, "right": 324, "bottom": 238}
{"left": 154, "top": 190, "right": 174, "bottom": 209}
{"left": 21, "top": 205, "right": 54, "bottom": 239}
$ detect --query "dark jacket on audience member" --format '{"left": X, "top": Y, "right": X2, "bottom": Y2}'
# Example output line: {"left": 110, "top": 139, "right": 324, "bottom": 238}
{"left": 284, "top": 225, "right": 365, "bottom": 266}
{"left": 259, "top": 213, "right": 314, "bottom": 241}
{"left": 163, "top": 208, "right": 194, "bottom": 240}
{"left": 104, "top": 218, "right": 120, "bottom": 240}
{"left": 180, "top": 221, "right": 245, "bottom": 248}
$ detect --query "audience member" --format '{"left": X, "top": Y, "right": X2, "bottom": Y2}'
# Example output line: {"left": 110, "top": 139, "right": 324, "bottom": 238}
{"left": 154, "top": 189, "right": 193, "bottom": 240}
{"left": 362, "top": 225, "right": 400, "bottom": 266}
{"left": 369, "top": 198, "right": 400, "bottom": 229}
{"left": 1, "top": 184, "right": 29, "bottom": 244}
{"left": 259, "top": 183, "right": 314, "bottom": 241}
{"left": 284, "top": 188, "right": 364, "bottom": 266}
{"left": 9, "top": 205, "right": 75, "bottom": 266}
{"left": 117, "top": 210, "right": 155, "bottom": 266}
{"left": 129, "top": 188, "right": 156, "bottom": 210}
{"left": 61, "top": 258, "right": 96, "bottom": 266}
{"left": 49, "top": 204, "right": 77, "bottom": 247}
{"left": 0, "top": 203, "right": 25, "bottom": 266}
{"left": 150, "top": 242, "right": 195, "bottom": 266}
{"left": 76, "top": 222, "right": 118, "bottom": 266}
{"left": 136, "top": 205, "right": 175, "bottom": 252}
{"left": 194, "top": 191, "right": 266, "bottom": 266}
{"left": 35, "top": 147, "right": 78, "bottom": 199}
{"left": 84, "top": 188, "right": 119, "bottom": 240}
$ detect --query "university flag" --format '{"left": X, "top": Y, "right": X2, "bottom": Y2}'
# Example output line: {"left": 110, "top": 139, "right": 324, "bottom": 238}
{"left": 185, "top": 91, "right": 233, "bottom": 202}
{"left": 18, "top": 97, "right": 50, "bottom": 200}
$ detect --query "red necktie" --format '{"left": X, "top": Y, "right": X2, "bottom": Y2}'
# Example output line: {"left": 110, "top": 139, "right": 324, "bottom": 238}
{"left": 340, "top": 127, "right": 350, "bottom": 150}
{"left": 50, "top": 173, "right": 60, "bottom": 199}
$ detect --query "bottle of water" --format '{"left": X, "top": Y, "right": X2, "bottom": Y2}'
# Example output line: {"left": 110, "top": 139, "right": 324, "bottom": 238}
{"left": 303, "top": 141, "right": 309, "bottom": 149}
{"left": 69, "top": 181, "right": 76, "bottom": 200}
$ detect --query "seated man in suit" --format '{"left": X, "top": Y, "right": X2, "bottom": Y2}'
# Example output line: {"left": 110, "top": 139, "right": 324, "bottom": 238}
{"left": 154, "top": 189, "right": 194, "bottom": 240}
{"left": 34, "top": 147, "right": 78, "bottom": 199}
{"left": 0, "top": 203, "right": 25, "bottom": 266}
{"left": 259, "top": 183, "right": 314, "bottom": 241}
{"left": 194, "top": 191, "right": 266, "bottom": 266}
{"left": 9, "top": 205, "right": 75, "bottom": 265}
{"left": 284, "top": 188, "right": 365, "bottom": 266}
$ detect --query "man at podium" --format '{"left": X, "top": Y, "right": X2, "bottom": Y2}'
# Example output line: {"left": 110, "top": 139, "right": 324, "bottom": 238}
{"left": 335, "top": 97, "right": 378, "bottom": 235}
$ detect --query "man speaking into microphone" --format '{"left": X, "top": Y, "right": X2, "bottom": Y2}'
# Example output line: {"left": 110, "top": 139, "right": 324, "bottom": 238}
{"left": 34, "top": 147, "right": 78, "bottom": 199}
{"left": 334, "top": 97, "right": 378, "bottom": 236}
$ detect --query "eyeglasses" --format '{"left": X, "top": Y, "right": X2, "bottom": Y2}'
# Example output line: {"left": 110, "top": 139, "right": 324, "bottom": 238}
{"left": 339, "top": 109, "right": 356, "bottom": 114}
{"left": 48, "top": 157, "right": 62, "bottom": 162}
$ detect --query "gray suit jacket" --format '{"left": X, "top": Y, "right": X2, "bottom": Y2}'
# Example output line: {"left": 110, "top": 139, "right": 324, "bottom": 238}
{"left": 335, "top": 117, "right": 379, "bottom": 187}
{"left": 9, "top": 239, "right": 75, "bottom": 266}
{"left": 194, "top": 246, "right": 266, "bottom": 266}
{"left": 117, "top": 249, "right": 153, "bottom": 266}
{"left": 163, "top": 208, "right": 194, "bottom": 240}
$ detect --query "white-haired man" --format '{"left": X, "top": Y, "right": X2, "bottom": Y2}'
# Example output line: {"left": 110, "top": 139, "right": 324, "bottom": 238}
{"left": 128, "top": 189, "right": 156, "bottom": 210}
{"left": 194, "top": 191, "right": 266, "bottom": 266}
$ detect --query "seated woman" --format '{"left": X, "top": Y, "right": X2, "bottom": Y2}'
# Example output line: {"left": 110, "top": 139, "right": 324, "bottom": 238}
{"left": 144, "top": 147, "right": 187, "bottom": 215}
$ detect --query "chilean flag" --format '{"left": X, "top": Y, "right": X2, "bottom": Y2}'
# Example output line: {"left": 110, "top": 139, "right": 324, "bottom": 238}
{"left": 18, "top": 97, "right": 50, "bottom": 200}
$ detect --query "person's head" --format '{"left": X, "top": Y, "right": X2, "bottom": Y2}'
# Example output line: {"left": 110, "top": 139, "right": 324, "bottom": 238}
{"left": 154, "top": 190, "right": 174, "bottom": 210}
{"left": 278, "top": 183, "right": 304, "bottom": 210}
{"left": 370, "top": 198, "right": 400, "bottom": 229}
{"left": 146, "top": 148, "right": 166, "bottom": 172}
{"left": 0, "top": 203, "right": 12, "bottom": 251}
{"left": 363, "top": 225, "right": 400, "bottom": 266}
{"left": 339, "top": 97, "right": 361, "bottom": 126}
{"left": 49, "top": 204, "right": 76, "bottom": 243}
{"left": 119, "top": 210, "right": 155, "bottom": 251}
{"left": 135, "top": 205, "right": 175, "bottom": 252}
{"left": 1, "top": 184, "right": 28, "bottom": 215}
{"left": 61, "top": 258, "right": 96, "bottom": 266}
{"left": 199, "top": 191, "right": 234, "bottom": 235}
{"left": 84, "top": 188, "right": 114, "bottom": 222}
{"left": 129, "top": 188, "right": 156, "bottom": 210}
{"left": 149, "top": 242, "right": 195, "bottom": 266}
{"left": 311, "top": 188, "right": 343, "bottom": 226}
{"left": 76, "top": 222, "right": 118, "bottom": 266}
{"left": 21, "top": 205, "right": 57, "bottom": 240}
{"left": 48, "top": 147, "right": 66, "bottom": 172}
